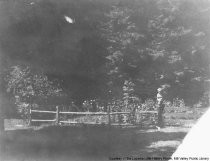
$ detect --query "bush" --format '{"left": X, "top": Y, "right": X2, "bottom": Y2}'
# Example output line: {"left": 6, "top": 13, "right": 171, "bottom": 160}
{"left": 140, "top": 99, "right": 156, "bottom": 111}
{"left": 164, "top": 98, "right": 187, "bottom": 113}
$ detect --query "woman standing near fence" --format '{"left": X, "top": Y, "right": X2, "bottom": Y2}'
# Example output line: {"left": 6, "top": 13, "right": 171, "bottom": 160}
{"left": 156, "top": 85, "right": 168, "bottom": 128}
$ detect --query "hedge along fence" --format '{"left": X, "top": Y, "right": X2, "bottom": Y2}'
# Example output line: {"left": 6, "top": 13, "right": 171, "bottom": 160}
{"left": 29, "top": 106, "right": 158, "bottom": 127}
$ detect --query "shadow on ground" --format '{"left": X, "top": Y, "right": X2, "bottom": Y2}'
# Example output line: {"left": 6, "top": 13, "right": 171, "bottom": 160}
{"left": 0, "top": 126, "right": 188, "bottom": 161}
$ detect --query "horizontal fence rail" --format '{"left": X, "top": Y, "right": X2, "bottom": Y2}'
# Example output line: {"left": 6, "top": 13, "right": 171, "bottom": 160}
{"left": 30, "top": 110, "right": 157, "bottom": 115}
{"left": 110, "top": 112, "right": 130, "bottom": 115}
{"left": 30, "top": 110, "right": 57, "bottom": 114}
{"left": 59, "top": 121, "right": 103, "bottom": 124}
{"left": 136, "top": 111, "right": 157, "bottom": 114}
{"left": 59, "top": 111, "right": 108, "bottom": 115}
{"left": 31, "top": 119, "right": 56, "bottom": 122}
{"left": 29, "top": 106, "right": 158, "bottom": 126}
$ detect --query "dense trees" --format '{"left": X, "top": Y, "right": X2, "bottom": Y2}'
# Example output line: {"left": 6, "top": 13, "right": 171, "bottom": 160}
{"left": 0, "top": 0, "right": 209, "bottom": 118}
{"left": 101, "top": 0, "right": 210, "bottom": 104}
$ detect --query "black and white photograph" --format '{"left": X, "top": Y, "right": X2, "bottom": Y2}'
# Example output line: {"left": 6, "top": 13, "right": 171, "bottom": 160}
{"left": 0, "top": 0, "right": 210, "bottom": 161}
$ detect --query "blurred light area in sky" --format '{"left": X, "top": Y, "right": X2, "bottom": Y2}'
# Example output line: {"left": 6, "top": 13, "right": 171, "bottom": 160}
{"left": 170, "top": 108, "right": 210, "bottom": 159}
{"left": 64, "top": 15, "right": 75, "bottom": 24}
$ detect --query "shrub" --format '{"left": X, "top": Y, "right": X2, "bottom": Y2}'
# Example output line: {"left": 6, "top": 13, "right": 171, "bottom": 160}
{"left": 164, "top": 98, "right": 187, "bottom": 113}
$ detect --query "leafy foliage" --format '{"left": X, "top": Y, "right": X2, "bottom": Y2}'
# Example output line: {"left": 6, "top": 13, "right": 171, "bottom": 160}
{"left": 0, "top": 0, "right": 210, "bottom": 119}
{"left": 4, "top": 65, "right": 63, "bottom": 118}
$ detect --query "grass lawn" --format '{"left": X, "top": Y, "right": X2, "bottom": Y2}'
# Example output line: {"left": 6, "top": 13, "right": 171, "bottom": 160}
{"left": 0, "top": 107, "right": 207, "bottom": 161}
{"left": 0, "top": 125, "right": 189, "bottom": 161}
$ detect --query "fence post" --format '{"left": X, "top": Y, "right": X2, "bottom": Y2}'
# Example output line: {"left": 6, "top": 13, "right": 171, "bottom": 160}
{"left": 133, "top": 107, "right": 137, "bottom": 125}
{"left": 0, "top": 115, "right": 4, "bottom": 134}
{"left": 28, "top": 106, "right": 32, "bottom": 126}
{"left": 108, "top": 105, "right": 111, "bottom": 128}
{"left": 56, "top": 106, "right": 60, "bottom": 125}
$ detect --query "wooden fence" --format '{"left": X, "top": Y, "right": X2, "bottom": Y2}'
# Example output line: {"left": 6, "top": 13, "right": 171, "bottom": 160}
{"left": 29, "top": 106, "right": 158, "bottom": 126}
